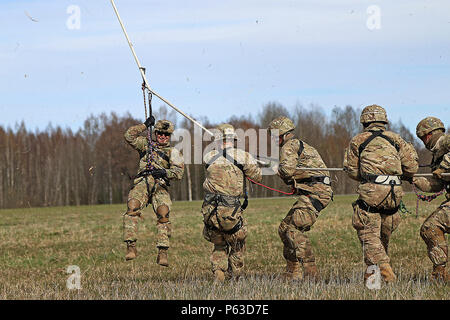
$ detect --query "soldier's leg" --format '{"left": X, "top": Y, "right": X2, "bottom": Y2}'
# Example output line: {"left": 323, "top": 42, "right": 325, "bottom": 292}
{"left": 291, "top": 196, "right": 319, "bottom": 271}
{"left": 203, "top": 225, "right": 228, "bottom": 282}
{"left": 281, "top": 196, "right": 320, "bottom": 279}
{"left": 152, "top": 185, "right": 173, "bottom": 246}
{"left": 380, "top": 212, "right": 401, "bottom": 255}
{"left": 224, "top": 218, "right": 248, "bottom": 279}
{"left": 352, "top": 201, "right": 396, "bottom": 282}
{"left": 278, "top": 220, "right": 302, "bottom": 280}
{"left": 123, "top": 180, "right": 149, "bottom": 260}
{"left": 420, "top": 205, "right": 449, "bottom": 281}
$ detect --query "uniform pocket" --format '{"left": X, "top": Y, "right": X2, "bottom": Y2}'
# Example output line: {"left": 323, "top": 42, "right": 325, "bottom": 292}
{"left": 292, "top": 209, "right": 318, "bottom": 231}
{"left": 352, "top": 201, "right": 368, "bottom": 230}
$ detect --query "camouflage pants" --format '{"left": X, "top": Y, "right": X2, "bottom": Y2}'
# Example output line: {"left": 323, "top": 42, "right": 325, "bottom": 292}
{"left": 420, "top": 202, "right": 449, "bottom": 267}
{"left": 123, "top": 177, "right": 172, "bottom": 248}
{"left": 278, "top": 195, "right": 323, "bottom": 265}
{"left": 352, "top": 200, "right": 401, "bottom": 266}
{"left": 202, "top": 202, "right": 247, "bottom": 277}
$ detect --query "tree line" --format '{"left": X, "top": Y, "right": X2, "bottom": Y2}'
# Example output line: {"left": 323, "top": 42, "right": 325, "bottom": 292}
{"left": 0, "top": 103, "right": 436, "bottom": 209}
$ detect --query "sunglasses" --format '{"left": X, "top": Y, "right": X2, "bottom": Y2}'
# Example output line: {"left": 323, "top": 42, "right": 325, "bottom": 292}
{"left": 156, "top": 131, "right": 170, "bottom": 137}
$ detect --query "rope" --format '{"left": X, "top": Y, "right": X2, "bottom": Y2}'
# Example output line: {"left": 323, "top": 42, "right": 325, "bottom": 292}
{"left": 246, "top": 177, "right": 295, "bottom": 195}
{"left": 412, "top": 184, "right": 445, "bottom": 218}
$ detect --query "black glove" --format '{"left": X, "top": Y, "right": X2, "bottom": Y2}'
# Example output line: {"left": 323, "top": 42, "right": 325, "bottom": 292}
{"left": 151, "top": 169, "right": 167, "bottom": 179}
{"left": 144, "top": 115, "right": 155, "bottom": 128}
{"left": 401, "top": 175, "right": 413, "bottom": 183}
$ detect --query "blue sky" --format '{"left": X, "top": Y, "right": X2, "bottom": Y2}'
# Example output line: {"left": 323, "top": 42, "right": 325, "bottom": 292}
{"left": 1, "top": 0, "right": 449, "bottom": 133}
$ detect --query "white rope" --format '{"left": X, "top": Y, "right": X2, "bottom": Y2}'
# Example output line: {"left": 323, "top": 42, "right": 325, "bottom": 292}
{"left": 110, "top": 0, "right": 214, "bottom": 138}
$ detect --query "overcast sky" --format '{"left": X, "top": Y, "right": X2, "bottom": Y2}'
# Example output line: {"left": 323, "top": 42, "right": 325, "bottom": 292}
{"left": 1, "top": 0, "right": 449, "bottom": 133}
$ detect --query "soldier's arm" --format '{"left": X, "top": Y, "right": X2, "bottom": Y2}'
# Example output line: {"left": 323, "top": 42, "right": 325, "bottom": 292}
{"left": 278, "top": 139, "right": 300, "bottom": 181}
{"left": 397, "top": 138, "right": 419, "bottom": 178}
{"left": 438, "top": 135, "right": 450, "bottom": 171}
{"left": 343, "top": 140, "right": 361, "bottom": 181}
{"left": 242, "top": 152, "right": 262, "bottom": 183}
{"left": 124, "top": 123, "right": 148, "bottom": 152}
{"left": 167, "top": 148, "right": 185, "bottom": 180}
{"left": 413, "top": 177, "right": 445, "bottom": 193}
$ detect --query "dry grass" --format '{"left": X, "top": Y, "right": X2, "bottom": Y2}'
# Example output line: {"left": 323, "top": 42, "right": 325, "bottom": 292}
{"left": 0, "top": 194, "right": 448, "bottom": 300}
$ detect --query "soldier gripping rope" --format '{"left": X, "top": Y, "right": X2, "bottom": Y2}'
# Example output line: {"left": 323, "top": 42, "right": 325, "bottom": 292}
{"left": 268, "top": 116, "right": 333, "bottom": 281}
{"left": 201, "top": 124, "right": 262, "bottom": 282}
{"left": 123, "top": 118, "right": 184, "bottom": 266}
{"left": 413, "top": 117, "right": 449, "bottom": 282}
{"left": 343, "top": 105, "right": 419, "bottom": 285}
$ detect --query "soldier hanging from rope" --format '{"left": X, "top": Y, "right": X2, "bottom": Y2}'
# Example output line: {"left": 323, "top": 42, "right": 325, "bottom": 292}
{"left": 122, "top": 73, "right": 185, "bottom": 266}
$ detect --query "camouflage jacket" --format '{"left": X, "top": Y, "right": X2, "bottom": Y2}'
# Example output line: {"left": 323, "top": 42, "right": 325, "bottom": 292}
{"left": 415, "top": 133, "right": 450, "bottom": 200}
{"left": 278, "top": 135, "right": 333, "bottom": 204}
{"left": 430, "top": 133, "right": 450, "bottom": 173}
{"left": 203, "top": 147, "right": 262, "bottom": 197}
{"left": 124, "top": 123, "right": 184, "bottom": 180}
{"left": 343, "top": 123, "right": 419, "bottom": 208}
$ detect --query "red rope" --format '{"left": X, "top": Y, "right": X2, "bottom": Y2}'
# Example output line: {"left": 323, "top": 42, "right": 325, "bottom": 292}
{"left": 247, "top": 177, "right": 295, "bottom": 195}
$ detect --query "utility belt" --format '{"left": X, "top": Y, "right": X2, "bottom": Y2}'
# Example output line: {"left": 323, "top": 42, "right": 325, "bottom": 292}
{"left": 204, "top": 192, "right": 242, "bottom": 208}
{"left": 362, "top": 173, "right": 402, "bottom": 186}
{"left": 295, "top": 175, "right": 331, "bottom": 186}
{"left": 356, "top": 199, "right": 399, "bottom": 215}
{"left": 134, "top": 169, "right": 170, "bottom": 186}
{"left": 203, "top": 192, "right": 245, "bottom": 234}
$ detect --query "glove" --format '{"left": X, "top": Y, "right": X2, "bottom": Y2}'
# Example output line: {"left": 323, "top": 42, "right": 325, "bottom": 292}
{"left": 401, "top": 175, "right": 413, "bottom": 183}
{"left": 412, "top": 177, "right": 430, "bottom": 192}
{"left": 144, "top": 115, "right": 155, "bottom": 128}
{"left": 151, "top": 169, "right": 167, "bottom": 179}
{"left": 432, "top": 167, "right": 446, "bottom": 180}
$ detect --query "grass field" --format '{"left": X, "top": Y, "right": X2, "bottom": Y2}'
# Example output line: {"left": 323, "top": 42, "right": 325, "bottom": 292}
{"left": 0, "top": 193, "right": 448, "bottom": 300}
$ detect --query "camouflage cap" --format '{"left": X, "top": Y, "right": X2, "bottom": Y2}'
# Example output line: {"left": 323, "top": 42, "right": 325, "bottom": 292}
{"left": 215, "top": 123, "right": 238, "bottom": 141}
{"left": 154, "top": 120, "right": 175, "bottom": 134}
{"left": 268, "top": 116, "right": 295, "bottom": 136}
{"left": 360, "top": 105, "right": 388, "bottom": 124}
{"left": 416, "top": 117, "right": 445, "bottom": 138}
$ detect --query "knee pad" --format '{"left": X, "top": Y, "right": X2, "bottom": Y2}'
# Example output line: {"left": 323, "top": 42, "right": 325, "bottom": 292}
{"left": 156, "top": 205, "right": 170, "bottom": 223}
{"left": 126, "top": 199, "right": 142, "bottom": 216}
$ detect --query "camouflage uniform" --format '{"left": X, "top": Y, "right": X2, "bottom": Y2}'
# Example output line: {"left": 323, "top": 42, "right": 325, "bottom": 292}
{"left": 202, "top": 124, "right": 262, "bottom": 281}
{"left": 343, "top": 105, "right": 418, "bottom": 282}
{"left": 123, "top": 120, "right": 184, "bottom": 263}
{"left": 269, "top": 116, "right": 333, "bottom": 280}
{"left": 414, "top": 117, "right": 449, "bottom": 281}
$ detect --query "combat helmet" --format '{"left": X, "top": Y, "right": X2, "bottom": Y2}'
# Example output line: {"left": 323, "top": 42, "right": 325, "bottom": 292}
{"left": 215, "top": 123, "right": 238, "bottom": 141}
{"left": 360, "top": 105, "right": 388, "bottom": 124}
{"left": 154, "top": 120, "right": 175, "bottom": 135}
{"left": 268, "top": 116, "right": 295, "bottom": 136}
{"left": 416, "top": 117, "right": 445, "bottom": 138}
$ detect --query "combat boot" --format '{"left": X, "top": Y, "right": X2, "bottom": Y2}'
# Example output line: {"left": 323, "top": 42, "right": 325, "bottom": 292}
{"left": 431, "top": 265, "right": 449, "bottom": 283}
{"left": 125, "top": 241, "right": 137, "bottom": 261}
{"left": 156, "top": 247, "right": 169, "bottom": 267}
{"left": 379, "top": 263, "right": 396, "bottom": 283}
{"left": 213, "top": 270, "right": 226, "bottom": 283}
{"left": 303, "top": 262, "right": 320, "bottom": 282}
{"left": 283, "top": 260, "right": 302, "bottom": 281}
